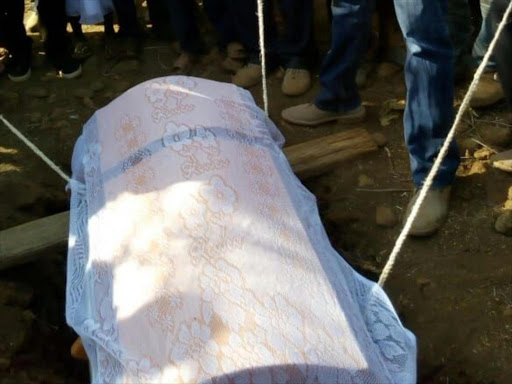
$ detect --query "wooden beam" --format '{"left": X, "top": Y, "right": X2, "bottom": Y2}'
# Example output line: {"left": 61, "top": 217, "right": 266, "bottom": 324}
{"left": 284, "top": 128, "right": 378, "bottom": 179}
{"left": 0, "top": 211, "right": 70, "bottom": 270}
{"left": 0, "top": 128, "right": 377, "bottom": 270}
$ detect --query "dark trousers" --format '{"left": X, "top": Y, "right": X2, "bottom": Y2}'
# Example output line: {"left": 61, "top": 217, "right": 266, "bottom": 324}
{"left": 204, "top": 0, "right": 314, "bottom": 69}
{"left": 0, "top": 0, "right": 71, "bottom": 65}
{"left": 491, "top": 0, "right": 512, "bottom": 111}
{"left": 162, "top": 0, "right": 203, "bottom": 53}
{"left": 316, "top": 0, "right": 459, "bottom": 188}
{"left": 203, "top": 0, "right": 278, "bottom": 65}
{"left": 277, "top": 0, "right": 316, "bottom": 69}
{"left": 112, "top": 0, "right": 141, "bottom": 37}
{"left": 0, "top": 0, "right": 30, "bottom": 60}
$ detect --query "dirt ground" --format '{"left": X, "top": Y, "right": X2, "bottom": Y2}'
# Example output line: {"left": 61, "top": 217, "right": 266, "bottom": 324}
{"left": 1, "top": 8, "right": 512, "bottom": 384}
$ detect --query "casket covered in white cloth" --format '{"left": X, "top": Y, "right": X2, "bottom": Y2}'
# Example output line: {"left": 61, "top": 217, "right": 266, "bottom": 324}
{"left": 66, "top": 77, "right": 416, "bottom": 384}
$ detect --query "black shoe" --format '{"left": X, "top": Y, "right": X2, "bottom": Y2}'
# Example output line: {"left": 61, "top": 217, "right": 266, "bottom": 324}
{"left": 7, "top": 64, "right": 32, "bottom": 82}
{"left": 53, "top": 55, "right": 82, "bottom": 79}
{"left": 6, "top": 38, "right": 32, "bottom": 82}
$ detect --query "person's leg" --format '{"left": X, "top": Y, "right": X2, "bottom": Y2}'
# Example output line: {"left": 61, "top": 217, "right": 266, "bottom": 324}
{"left": 278, "top": 0, "right": 316, "bottom": 70}
{"left": 0, "top": 0, "right": 32, "bottom": 81}
{"left": 68, "top": 16, "right": 86, "bottom": 41}
{"left": 314, "top": 0, "right": 374, "bottom": 112}
{"left": 229, "top": 0, "right": 278, "bottom": 66}
{"left": 394, "top": 0, "right": 459, "bottom": 235}
{"left": 112, "top": 0, "right": 142, "bottom": 37}
{"left": 473, "top": 0, "right": 496, "bottom": 68}
{"left": 278, "top": 0, "right": 316, "bottom": 96}
{"left": 446, "top": 0, "right": 474, "bottom": 62}
{"left": 469, "top": 0, "right": 506, "bottom": 108}
{"left": 203, "top": 0, "right": 237, "bottom": 50}
{"left": 37, "top": 0, "right": 82, "bottom": 77}
{"left": 394, "top": 0, "right": 459, "bottom": 188}
{"left": 230, "top": 0, "right": 279, "bottom": 88}
{"left": 163, "top": 0, "right": 203, "bottom": 54}
{"left": 491, "top": 0, "right": 512, "bottom": 111}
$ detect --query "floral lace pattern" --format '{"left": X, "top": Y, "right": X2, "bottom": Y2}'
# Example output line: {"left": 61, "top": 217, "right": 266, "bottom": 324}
{"left": 67, "top": 76, "right": 416, "bottom": 384}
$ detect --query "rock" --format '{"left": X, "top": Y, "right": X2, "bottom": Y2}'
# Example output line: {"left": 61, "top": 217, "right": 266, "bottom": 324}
{"left": 73, "top": 88, "right": 93, "bottom": 99}
{"left": 0, "top": 305, "right": 34, "bottom": 356}
{"left": 50, "top": 107, "right": 67, "bottom": 120}
{"left": 458, "top": 137, "right": 480, "bottom": 155}
{"left": 82, "top": 97, "right": 96, "bottom": 109}
{"left": 468, "top": 160, "right": 487, "bottom": 175}
{"left": 504, "top": 200, "right": 512, "bottom": 210}
{"left": 28, "top": 112, "right": 42, "bottom": 124}
{"left": 26, "top": 87, "right": 49, "bottom": 98}
{"left": 47, "top": 93, "right": 57, "bottom": 103}
{"left": 0, "top": 281, "right": 33, "bottom": 308}
{"left": 478, "top": 125, "right": 512, "bottom": 147}
{"left": 53, "top": 120, "right": 70, "bottom": 130}
{"left": 495, "top": 210, "right": 512, "bottom": 236}
{"left": 473, "top": 148, "right": 492, "bottom": 160}
{"left": 0, "top": 357, "right": 11, "bottom": 371}
{"left": 376, "top": 205, "right": 398, "bottom": 228}
{"left": 508, "top": 186, "right": 512, "bottom": 201}
{"left": 416, "top": 277, "right": 432, "bottom": 289}
{"left": 491, "top": 149, "right": 512, "bottom": 173}
{"left": 90, "top": 80, "right": 105, "bottom": 92}
{"left": 358, "top": 174, "right": 375, "bottom": 187}
{"left": 372, "top": 132, "right": 388, "bottom": 147}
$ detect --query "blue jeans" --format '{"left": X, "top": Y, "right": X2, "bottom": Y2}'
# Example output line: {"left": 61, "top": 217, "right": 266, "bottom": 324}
{"left": 315, "top": 0, "right": 459, "bottom": 188}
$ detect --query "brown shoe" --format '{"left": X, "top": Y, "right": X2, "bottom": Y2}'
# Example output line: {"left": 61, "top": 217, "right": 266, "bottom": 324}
{"left": 404, "top": 187, "right": 451, "bottom": 236}
{"left": 227, "top": 42, "right": 247, "bottom": 60}
{"left": 470, "top": 72, "right": 505, "bottom": 108}
{"left": 282, "top": 68, "right": 312, "bottom": 96}
{"left": 221, "top": 57, "right": 244, "bottom": 74}
{"left": 232, "top": 63, "right": 262, "bottom": 88}
{"left": 281, "top": 103, "right": 366, "bottom": 126}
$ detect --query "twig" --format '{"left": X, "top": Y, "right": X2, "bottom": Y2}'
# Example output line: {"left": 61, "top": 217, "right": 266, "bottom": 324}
{"left": 384, "top": 146, "right": 396, "bottom": 174}
{"left": 474, "top": 118, "right": 512, "bottom": 127}
{"left": 471, "top": 138, "right": 498, "bottom": 153}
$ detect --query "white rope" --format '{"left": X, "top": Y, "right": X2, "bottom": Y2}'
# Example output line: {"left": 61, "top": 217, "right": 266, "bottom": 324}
{"left": 378, "top": 0, "right": 512, "bottom": 287}
{"left": 0, "top": 114, "right": 71, "bottom": 183}
{"left": 256, "top": 0, "right": 269, "bottom": 116}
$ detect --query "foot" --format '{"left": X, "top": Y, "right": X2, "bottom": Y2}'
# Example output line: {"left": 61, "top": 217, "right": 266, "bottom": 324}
{"left": 7, "top": 63, "right": 32, "bottom": 82}
{"left": 232, "top": 63, "right": 263, "bottom": 88}
{"left": 404, "top": 187, "right": 451, "bottom": 236}
{"left": 221, "top": 57, "right": 244, "bottom": 74}
{"left": 58, "top": 59, "right": 82, "bottom": 79}
{"left": 470, "top": 72, "right": 505, "bottom": 108}
{"left": 173, "top": 52, "right": 195, "bottom": 73}
{"left": 281, "top": 68, "right": 311, "bottom": 96}
{"left": 227, "top": 42, "right": 247, "bottom": 60}
{"left": 281, "top": 103, "right": 366, "bottom": 126}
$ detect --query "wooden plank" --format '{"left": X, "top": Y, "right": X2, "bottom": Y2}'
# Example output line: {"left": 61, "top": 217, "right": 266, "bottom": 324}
{"left": 284, "top": 128, "right": 378, "bottom": 179}
{"left": 0, "top": 129, "right": 377, "bottom": 270}
{"left": 0, "top": 211, "right": 70, "bottom": 270}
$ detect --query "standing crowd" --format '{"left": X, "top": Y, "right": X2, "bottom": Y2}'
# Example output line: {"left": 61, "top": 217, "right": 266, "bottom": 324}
{"left": 1, "top": 0, "right": 511, "bottom": 236}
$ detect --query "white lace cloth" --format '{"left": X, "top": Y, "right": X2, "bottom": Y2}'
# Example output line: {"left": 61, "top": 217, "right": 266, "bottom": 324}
{"left": 66, "top": 76, "right": 416, "bottom": 384}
